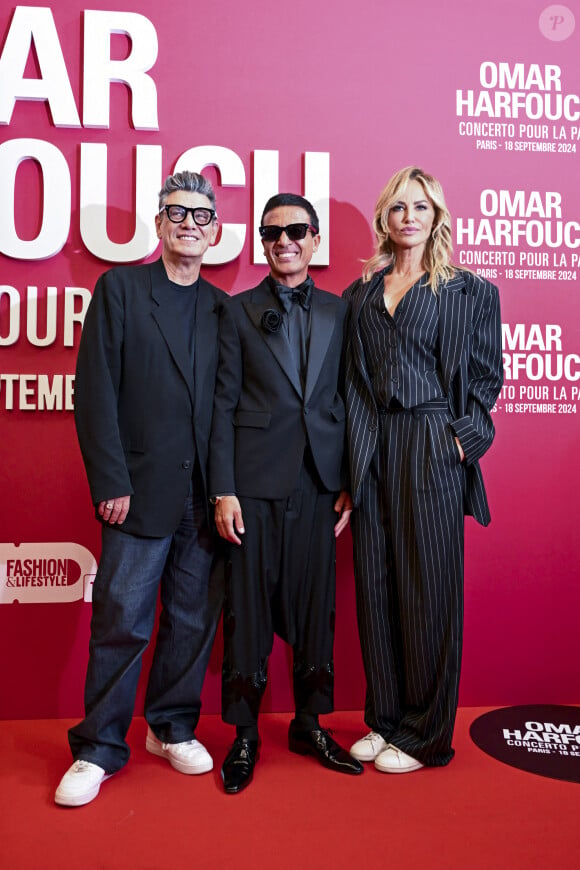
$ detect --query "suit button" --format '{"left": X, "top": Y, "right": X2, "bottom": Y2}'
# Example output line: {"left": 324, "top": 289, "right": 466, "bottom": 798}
{"left": 182, "top": 460, "right": 191, "bottom": 469}
{"left": 369, "top": 422, "right": 377, "bottom": 431}
{"left": 304, "top": 406, "right": 309, "bottom": 415}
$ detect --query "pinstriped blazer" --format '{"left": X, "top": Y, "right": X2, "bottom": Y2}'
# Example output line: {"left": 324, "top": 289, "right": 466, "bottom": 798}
{"left": 342, "top": 268, "right": 503, "bottom": 526}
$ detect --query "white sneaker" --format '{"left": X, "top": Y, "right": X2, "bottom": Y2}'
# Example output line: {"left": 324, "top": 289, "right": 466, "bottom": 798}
{"left": 55, "top": 760, "right": 112, "bottom": 807}
{"left": 374, "top": 744, "right": 424, "bottom": 773}
{"left": 145, "top": 727, "right": 213, "bottom": 775}
{"left": 349, "top": 731, "right": 388, "bottom": 762}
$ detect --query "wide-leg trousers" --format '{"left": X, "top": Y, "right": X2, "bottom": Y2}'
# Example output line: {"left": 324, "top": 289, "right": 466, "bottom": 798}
{"left": 351, "top": 400, "right": 465, "bottom": 766}
{"left": 222, "top": 461, "right": 337, "bottom": 726}
{"left": 68, "top": 484, "right": 221, "bottom": 773}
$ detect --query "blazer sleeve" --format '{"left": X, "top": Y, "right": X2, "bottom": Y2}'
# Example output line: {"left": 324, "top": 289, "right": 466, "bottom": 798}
{"left": 74, "top": 270, "right": 134, "bottom": 503}
{"left": 342, "top": 277, "right": 361, "bottom": 305}
{"left": 450, "top": 277, "right": 503, "bottom": 465}
{"left": 208, "top": 296, "right": 242, "bottom": 496}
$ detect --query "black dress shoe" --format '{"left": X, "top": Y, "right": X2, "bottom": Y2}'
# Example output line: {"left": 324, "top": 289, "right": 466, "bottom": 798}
{"left": 288, "top": 720, "right": 363, "bottom": 775}
{"left": 221, "top": 737, "right": 259, "bottom": 794}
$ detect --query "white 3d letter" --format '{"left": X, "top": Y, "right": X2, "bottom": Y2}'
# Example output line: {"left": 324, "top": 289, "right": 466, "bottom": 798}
{"left": 0, "top": 6, "right": 80, "bottom": 126}
{"left": 83, "top": 10, "right": 159, "bottom": 129}
{"left": 175, "top": 146, "right": 246, "bottom": 265}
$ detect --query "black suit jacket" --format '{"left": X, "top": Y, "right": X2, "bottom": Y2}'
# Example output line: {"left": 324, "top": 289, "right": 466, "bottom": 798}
{"left": 343, "top": 269, "right": 503, "bottom": 525}
{"left": 75, "top": 258, "right": 226, "bottom": 537}
{"left": 209, "top": 278, "right": 348, "bottom": 499}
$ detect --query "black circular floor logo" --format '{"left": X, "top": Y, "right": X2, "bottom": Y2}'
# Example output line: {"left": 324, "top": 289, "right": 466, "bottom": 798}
{"left": 470, "top": 705, "right": 580, "bottom": 783}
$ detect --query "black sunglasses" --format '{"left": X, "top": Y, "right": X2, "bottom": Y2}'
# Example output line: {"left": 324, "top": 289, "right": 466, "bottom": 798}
{"left": 259, "top": 223, "right": 318, "bottom": 242}
{"left": 160, "top": 205, "right": 216, "bottom": 226}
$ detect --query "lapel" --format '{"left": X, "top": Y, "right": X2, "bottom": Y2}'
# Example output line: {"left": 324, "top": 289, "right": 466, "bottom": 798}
{"left": 349, "top": 271, "right": 384, "bottom": 395}
{"left": 243, "top": 280, "right": 303, "bottom": 398}
{"left": 438, "top": 272, "right": 471, "bottom": 393}
{"left": 149, "top": 258, "right": 195, "bottom": 404}
{"left": 194, "top": 277, "right": 219, "bottom": 415}
{"left": 304, "top": 289, "right": 337, "bottom": 404}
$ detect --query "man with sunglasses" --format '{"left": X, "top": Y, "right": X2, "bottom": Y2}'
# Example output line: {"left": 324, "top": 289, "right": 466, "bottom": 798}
{"left": 210, "top": 193, "right": 362, "bottom": 793}
{"left": 55, "top": 171, "right": 226, "bottom": 807}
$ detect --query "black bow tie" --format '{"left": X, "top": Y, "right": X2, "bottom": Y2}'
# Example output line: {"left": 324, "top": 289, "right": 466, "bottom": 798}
{"left": 271, "top": 277, "right": 313, "bottom": 312}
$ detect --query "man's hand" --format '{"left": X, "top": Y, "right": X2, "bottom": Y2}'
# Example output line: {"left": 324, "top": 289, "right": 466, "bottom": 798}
{"left": 214, "top": 495, "right": 245, "bottom": 545}
{"left": 98, "top": 496, "right": 131, "bottom": 525}
{"left": 333, "top": 490, "right": 353, "bottom": 537}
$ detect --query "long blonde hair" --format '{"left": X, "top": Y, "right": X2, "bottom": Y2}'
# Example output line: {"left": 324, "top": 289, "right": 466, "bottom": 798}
{"left": 362, "top": 166, "right": 456, "bottom": 291}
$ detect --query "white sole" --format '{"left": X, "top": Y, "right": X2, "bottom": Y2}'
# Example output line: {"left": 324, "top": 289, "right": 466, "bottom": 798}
{"left": 54, "top": 773, "right": 113, "bottom": 807}
{"left": 374, "top": 760, "right": 424, "bottom": 774}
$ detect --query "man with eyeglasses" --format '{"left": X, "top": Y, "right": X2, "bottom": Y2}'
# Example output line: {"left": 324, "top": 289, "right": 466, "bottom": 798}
{"left": 209, "top": 193, "right": 362, "bottom": 793}
{"left": 55, "top": 171, "right": 226, "bottom": 807}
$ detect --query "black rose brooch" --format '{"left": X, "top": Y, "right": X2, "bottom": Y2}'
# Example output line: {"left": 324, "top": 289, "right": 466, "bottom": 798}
{"left": 261, "top": 309, "right": 283, "bottom": 333}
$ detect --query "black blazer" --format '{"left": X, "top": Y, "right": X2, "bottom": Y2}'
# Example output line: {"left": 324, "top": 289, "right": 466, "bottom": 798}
{"left": 209, "top": 278, "right": 348, "bottom": 499}
{"left": 343, "top": 269, "right": 503, "bottom": 525}
{"left": 75, "top": 258, "right": 226, "bottom": 537}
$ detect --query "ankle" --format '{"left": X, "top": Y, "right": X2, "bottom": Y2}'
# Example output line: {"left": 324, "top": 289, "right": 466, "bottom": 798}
{"left": 236, "top": 724, "right": 259, "bottom": 741}
{"left": 294, "top": 712, "right": 319, "bottom": 731}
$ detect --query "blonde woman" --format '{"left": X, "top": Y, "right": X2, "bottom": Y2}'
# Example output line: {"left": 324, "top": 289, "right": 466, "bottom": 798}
{"left": 343, "top": 167, "right": 503, "bottom": 772}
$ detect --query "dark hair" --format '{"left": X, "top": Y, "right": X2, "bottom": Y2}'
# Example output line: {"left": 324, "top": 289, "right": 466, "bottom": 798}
{"left": 261, "top": 193, "right": 319, "bottom": 232}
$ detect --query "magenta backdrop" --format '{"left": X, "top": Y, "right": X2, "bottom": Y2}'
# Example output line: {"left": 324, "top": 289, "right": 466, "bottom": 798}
{"left": 1, "top": 0, "right": 579, "bottom": 718}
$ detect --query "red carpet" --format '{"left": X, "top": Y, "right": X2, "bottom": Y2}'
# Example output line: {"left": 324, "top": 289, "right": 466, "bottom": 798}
{"left": 2, "top": 709, "right": 579, "bottom": 869}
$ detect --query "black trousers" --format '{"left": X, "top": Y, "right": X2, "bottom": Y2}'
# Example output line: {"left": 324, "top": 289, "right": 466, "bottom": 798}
{"left": 351, "top": 401, "right": 465, "bottom": 766}
{"left": 222, "top": 460, "right": 336, "bottom": 726}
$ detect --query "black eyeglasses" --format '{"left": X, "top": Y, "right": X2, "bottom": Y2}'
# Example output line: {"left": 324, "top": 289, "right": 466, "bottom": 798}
{"left": 160, "top": 205, "right": 216, "bottom": 225}
{"left": 259, "top": 223, "right": 318, "bottom": 242}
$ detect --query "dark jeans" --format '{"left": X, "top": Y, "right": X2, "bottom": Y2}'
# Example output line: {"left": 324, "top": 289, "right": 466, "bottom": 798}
{"left": 68, "top": 488, "right": 221, "bottom": 773}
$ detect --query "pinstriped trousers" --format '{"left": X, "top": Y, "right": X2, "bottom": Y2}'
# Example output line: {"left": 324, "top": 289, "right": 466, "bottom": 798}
{"left": 351, "top": 400, "right": 464, "bottom": 766}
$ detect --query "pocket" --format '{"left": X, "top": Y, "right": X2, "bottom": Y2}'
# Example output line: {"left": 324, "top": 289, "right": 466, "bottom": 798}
{"left": 233, "top": 410, "right": 271, "bottom": 429}
{"left": 329, "top": 399, "right": 345, "bottom": 422}
{"left": 123, "top": 437, "right": 145, "bottom": 454}
{"left": 416, "top": 415, "right": 459, "bottom": 493}
{"left": 443, "top": 423, "right": 462, "bottom": 467}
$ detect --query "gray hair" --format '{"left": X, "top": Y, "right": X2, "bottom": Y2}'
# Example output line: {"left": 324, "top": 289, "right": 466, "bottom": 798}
{"left": 158, "top": 171, "right": 217, "bottom": 214}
